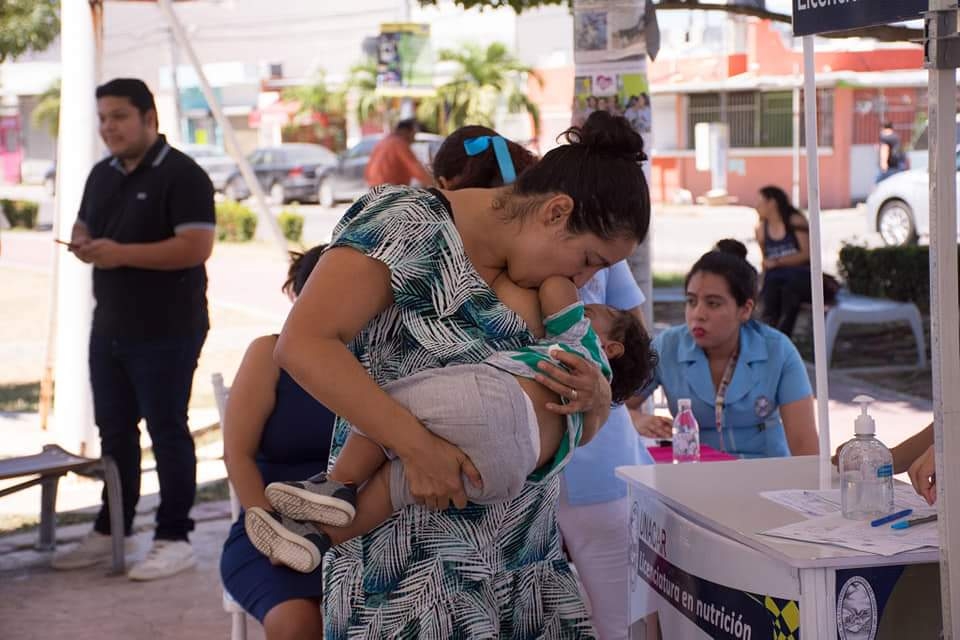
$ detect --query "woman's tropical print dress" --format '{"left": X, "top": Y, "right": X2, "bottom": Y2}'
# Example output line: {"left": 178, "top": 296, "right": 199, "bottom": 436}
{"left": 323, "top": 186, "right": 596, "bottom": 639}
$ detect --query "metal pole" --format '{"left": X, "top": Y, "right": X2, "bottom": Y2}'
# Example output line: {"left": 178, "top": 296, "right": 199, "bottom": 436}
{"left": 168, "top": 28, "right": 184, "bottom": 144}
{"left": 801, "top": 36, "right": 831, "bottom": 489}
{"left": 792, "top": 66, "right": 801, "bottom": 207}
{"left": 156, "top": 0, "right": 288, "bottom": 257}
{"left": 926, "top": 1, "right": 960, "bottom": 635}
{"left": 50, "top": 0, "right": 100, "bottom": 454}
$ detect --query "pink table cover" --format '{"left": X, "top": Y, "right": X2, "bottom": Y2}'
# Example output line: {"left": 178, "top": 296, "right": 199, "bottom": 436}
{"left": 647, "top": 444, "right": 738, "bottom": 464}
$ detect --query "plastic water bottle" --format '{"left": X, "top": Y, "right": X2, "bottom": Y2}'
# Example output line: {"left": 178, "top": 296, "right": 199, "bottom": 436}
{"left": 672, "top": 398, "right": 701, "bottom": 464}
{"left": 839, "top": 395, "right": 894, "bottom": 520}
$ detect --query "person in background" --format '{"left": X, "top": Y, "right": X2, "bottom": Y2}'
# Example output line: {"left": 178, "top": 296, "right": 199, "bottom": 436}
{"left": 52, "top": 78, "right": 216, "bottom": 580}
{"left": 431, "top": 124, "right": 537, "bottom": 190}
{"left": 877, "top": 121, "right": 908, "bottom": 183}
{"left": 633, "top": 239, "right": 819, "bottom": 459}
{"left": 559, "top": 258, "right": 656, "bottom": 640}
{"left": 220, "top": 246, "right": 334, "bottom": 640}
{"left": 364, "top": 118, "right": 433, "bottom": 189}
{"left": 754, "top": 185, "right": 812, "bottom": 339}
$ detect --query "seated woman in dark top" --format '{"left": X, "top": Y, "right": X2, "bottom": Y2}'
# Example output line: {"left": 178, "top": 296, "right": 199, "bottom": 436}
{"left": 220, "top": 245, "right": 333, "bottom": 640}
{"left": 753, "top": 185, "right": 812, "bottom": 339}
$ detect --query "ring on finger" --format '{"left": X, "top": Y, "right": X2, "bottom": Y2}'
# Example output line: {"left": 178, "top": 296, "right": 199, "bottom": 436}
{"left": 569, "top": 388, "right": 578, "bottom": 400}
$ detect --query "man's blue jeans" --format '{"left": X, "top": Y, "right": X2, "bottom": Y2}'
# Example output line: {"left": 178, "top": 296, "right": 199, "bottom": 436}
{"left": 89, "top": 330, "right": 206, "bottom": 541}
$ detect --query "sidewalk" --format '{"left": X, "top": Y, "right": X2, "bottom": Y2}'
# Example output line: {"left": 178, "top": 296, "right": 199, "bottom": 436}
{"left": 0, "top": 504, "right": 266, "bottom": 640}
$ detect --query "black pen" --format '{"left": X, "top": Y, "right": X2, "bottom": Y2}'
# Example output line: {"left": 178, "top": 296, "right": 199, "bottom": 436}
{"left": 891, "top": 514, "right": 938, "bottom": 530}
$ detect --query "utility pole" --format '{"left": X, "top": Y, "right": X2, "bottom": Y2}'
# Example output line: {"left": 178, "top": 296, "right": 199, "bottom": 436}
{"left": 51, "top": 0, "right": 101, "bottom": 454}
{"left": 169, "top": 28, "right": 184, "bottom": 144}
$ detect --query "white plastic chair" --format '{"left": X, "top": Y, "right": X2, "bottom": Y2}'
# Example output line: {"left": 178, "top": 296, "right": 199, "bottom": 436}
{"left": 212, "top": 372, "right": 248, "bottom": 640}
{"left": 825, "top": 291, "right": 927, "bottom": 368}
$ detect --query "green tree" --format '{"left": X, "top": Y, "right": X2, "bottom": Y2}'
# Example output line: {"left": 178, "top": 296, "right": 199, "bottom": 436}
{"left": 283, "top": 70, "right": 344, "bottom": 117}
{"left": 418, "top": 42, "right": 542, "bottom": 136}
{"left": 30, "top": 79, "right": 59, "bottom": 139}
{"left": 341, "top": 60, "right": 387, "bottom": 128}
{"left": 0, "top": 0, "right": 60, "bottom": 63}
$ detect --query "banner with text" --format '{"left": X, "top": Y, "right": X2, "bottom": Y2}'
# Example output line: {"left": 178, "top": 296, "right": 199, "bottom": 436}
{"left": 793, "top": 0, "right": 927, "bottom": 37}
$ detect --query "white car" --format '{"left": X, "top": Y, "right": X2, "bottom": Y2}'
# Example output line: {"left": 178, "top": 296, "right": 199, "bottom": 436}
{"left": 865, "top": 151, "right": 960, "bottom": 246}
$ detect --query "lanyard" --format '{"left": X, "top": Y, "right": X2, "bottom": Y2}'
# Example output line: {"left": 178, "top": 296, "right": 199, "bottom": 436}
{"left": 714, "top": 347, "right": 740, "bottom": 453}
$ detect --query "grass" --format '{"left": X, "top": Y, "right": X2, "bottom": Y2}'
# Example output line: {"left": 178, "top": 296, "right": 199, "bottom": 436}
{"left": 0, "top": 382, "right": 40, "bottom": 412}
{"left": 653, "top": 272, "right": 685, "bottom": 288}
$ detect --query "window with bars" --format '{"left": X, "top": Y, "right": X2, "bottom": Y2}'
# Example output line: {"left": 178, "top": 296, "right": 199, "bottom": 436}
{"left": 685, "top": 89, "right": 834, "bottom": 149}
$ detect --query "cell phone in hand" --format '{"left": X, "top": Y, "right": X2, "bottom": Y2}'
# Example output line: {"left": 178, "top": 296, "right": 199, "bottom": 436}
{"left": 54, "top": 238, "right": 78, "bottom": 250}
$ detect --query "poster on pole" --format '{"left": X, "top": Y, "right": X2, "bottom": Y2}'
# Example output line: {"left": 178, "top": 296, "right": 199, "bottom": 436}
{"left": 574, "top": 0, "right": 648, "bottom": 64}
{"left": 572, "top": 61, "right": 651, "bottom": 139}
{"left": 792, "top": 0, "right": 926, "bottom": 37}
{"left": 572, "top": 1, "right": 651, "bottom": 137}
{"left": 375, "top": 23, "right": 434, "bottom": 98}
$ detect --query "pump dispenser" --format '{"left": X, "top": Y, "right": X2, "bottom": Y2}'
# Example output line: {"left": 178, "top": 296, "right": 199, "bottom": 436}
{"left": 839, "top": 395, "right": 894, "bottom": 519}
{"left": 854, "top": 395, "right": 877, "bottom": 435}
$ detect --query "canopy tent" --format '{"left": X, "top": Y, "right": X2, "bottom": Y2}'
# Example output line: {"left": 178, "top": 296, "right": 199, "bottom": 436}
{"left": 794, "top": 0, "right": 960, "bottom": 635}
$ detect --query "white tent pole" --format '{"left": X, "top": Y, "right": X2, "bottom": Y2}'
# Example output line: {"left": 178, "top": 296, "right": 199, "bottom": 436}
{"left": 50, "top": 0, "right": 101, "bottom": 454}
{"left": 156, "top": 0, "right": 288, "bottom": 258}
{"left": 927, "top": 0, "right": 960, "bottom": 634}
{"left": 801, "top": 36, "right": 831, "bottom": 489}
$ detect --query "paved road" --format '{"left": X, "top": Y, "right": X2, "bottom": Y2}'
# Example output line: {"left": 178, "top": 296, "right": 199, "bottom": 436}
{"left": 2, "top": 181, "right": 883, "bottom": 306}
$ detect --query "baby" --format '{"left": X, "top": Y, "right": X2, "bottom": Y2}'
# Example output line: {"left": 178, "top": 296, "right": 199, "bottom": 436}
{"left": 245, "top": 275, "right": 657, "bottom": 573}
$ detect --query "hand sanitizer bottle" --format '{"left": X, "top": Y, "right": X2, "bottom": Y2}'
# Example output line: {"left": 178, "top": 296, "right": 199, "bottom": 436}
{"left": 839, "top": 395, "right": 894, "bottom": 520}
{"left": 672, "top": 398, "right": 701, "bottom": 464}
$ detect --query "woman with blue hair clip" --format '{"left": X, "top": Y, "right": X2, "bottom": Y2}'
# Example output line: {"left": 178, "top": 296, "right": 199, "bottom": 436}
{"left": 432, "top": 124, "right": 537, "bottom": 190}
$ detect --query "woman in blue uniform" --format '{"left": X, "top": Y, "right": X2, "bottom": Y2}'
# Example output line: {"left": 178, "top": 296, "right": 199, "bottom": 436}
{"left": 634, "top": 240, "right": 818, "bottom": 458}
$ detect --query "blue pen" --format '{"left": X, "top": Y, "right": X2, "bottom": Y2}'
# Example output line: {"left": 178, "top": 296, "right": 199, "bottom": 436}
{"left": 870, "top": 508, "right": 913, "bottom": 527}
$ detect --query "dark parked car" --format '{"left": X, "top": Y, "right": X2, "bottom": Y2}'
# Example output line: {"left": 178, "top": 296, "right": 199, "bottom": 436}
{"left": 224, "top": 143, "right": 339, "bottom": 204}
{"left": 318, "top": 133, "right": 444, "bottom": 208}
{"left": 182, "top": 144, "right": 237, "bottom": 193}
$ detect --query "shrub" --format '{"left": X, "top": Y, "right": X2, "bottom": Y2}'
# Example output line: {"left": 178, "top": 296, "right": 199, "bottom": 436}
{"left": 215, "top": 200, "right": 257, "bottom": 242}
{"left": 277, "top": 210, "right": 304, "bottom": 243}
{"left": 837, "top": 243, "right": 952, "bottom": 313}
{"left": 1, "top": 199, "right": 40, "bottom": 229}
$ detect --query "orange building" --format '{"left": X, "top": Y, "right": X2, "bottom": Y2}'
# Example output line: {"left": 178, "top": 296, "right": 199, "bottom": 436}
{"left": 528, "top": 19, "right": 933, "bottom": 209}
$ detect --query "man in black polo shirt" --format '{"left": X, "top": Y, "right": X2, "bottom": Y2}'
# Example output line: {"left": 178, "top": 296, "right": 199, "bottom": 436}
{"left": 51, "top": 78, "right": 215, "bottom": 581}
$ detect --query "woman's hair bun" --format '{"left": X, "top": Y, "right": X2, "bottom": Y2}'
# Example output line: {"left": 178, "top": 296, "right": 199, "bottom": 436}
{"left": 564, "top": 110, "right": 647, "bottom": 163}
{"left": 714, "top": 238, "right": 748, "bottom": 261}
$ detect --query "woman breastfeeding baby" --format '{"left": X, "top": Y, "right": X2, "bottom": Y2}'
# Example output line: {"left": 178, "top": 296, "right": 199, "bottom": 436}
{"left": 244, "top": 123, "right": 658, "bottom": 576}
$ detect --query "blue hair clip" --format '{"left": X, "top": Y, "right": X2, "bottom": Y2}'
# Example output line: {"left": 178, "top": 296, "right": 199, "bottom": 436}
{"left": 463, "top": 135, "right": 517, "bottom": 185}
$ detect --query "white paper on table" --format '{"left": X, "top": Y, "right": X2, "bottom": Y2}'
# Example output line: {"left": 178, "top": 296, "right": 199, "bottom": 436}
{"left": 760, "top": 485, "right": 934, "bottom": 518}
{"left": 760, "top": 489, "right": 841, "bottom": 517}
{"left": 758, "top": 512, "right": 939, "bottom": 556}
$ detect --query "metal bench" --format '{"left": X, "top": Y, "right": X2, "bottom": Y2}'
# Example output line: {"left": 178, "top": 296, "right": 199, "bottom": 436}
{"left": 825, "top": 291, "right": 927, "bottom": 368}
{"left": 0, "top": 444, "right": 125, "bottom": 573}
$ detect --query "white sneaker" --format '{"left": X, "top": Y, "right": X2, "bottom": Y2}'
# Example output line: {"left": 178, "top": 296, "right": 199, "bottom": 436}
{"left": 127, "top": 540, "right": 196, "bottom": 581}
{"left": 51, "top": 530, "right": 136, "bottom": 570}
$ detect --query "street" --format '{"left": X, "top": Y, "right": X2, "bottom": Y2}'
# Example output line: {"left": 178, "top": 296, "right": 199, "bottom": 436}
{"left": 1, "top": 183, "right": 882, "bottom": 298}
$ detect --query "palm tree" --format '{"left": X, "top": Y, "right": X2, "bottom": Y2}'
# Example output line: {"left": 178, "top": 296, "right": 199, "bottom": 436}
{"left": 283, "top": 70, "right": 344, "bottom": 117}
{"left": 31, "top": 79, "right": 60, "bottom": 140}
{"left": 418, "top": 42, "right": 543, "bottom": 136}
{"left": 340, "top": 60, "right": 388, "bottom": 131}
